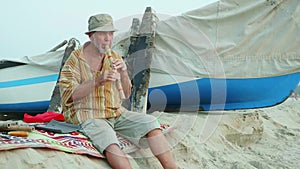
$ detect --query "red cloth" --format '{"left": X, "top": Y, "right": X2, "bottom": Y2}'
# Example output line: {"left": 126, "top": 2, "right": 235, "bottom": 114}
{"left": 23, "top": 112, "right": 65, "bottom": 123}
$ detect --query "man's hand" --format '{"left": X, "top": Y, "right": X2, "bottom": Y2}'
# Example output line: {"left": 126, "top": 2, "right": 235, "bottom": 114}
{"left": 111, "top": 59, "right": 127, "bottom": 72}
{"left": 96, "top": 69, "right": 120, "bottom": 86}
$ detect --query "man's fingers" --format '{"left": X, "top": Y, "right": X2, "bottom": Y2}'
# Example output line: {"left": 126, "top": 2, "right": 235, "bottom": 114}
{"left": 104, "top": 70, "right": 119, "bottom": 81}
{"left": 112, "top": 59, "right": 126, "bottom": 71}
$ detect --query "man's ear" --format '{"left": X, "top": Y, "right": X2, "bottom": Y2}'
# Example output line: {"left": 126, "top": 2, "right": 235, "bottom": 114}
{"left": 88, "top": 32, "right": 94, "bottom": 40}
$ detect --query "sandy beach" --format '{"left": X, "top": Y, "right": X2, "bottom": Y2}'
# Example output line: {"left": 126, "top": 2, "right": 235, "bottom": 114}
{"left": 1, "top": 97, "right": 299, "bottom": 169}
{"left": 128, "top": 98, "right": 299, "bottom": 169}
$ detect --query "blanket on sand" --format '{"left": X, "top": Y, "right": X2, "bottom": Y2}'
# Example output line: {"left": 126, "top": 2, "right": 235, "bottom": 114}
{"left": 0, "top": 124, "right": 173, "bottom": 158}
{"left": 0, "top": 130, "right": 138, "bottom": 158}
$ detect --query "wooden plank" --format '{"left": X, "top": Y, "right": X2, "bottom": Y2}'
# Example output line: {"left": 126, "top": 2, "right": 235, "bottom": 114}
{"left": 119, "top": 18, "right": 140, "bottom": 109}
{"left": 47, "top": 38, "right": 78, "bottom": 112}
{"left": 128, "top": 7, "right": 158, "bottom": 113}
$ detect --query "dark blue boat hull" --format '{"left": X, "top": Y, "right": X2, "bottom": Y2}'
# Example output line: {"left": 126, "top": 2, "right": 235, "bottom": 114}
{"left": 148, "top": 72, "right": 300, "bottom": 111}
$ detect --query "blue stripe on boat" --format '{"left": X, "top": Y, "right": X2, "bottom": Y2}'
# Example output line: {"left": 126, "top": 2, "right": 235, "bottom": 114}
{"left": 0, "top": 101, "right": 50, "bottom": 113}
{"left": 0, "top": 74, "right": 59, "bottom": 88}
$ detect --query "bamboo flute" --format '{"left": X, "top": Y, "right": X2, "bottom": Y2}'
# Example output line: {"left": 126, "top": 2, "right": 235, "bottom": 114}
{"left": 105, "top": 46, "right": 126, "bottom": 100}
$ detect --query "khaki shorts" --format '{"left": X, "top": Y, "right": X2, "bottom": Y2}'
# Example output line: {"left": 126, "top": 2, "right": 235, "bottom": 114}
{"left": 80, "top": 110, "right": 160, "bottom": 154}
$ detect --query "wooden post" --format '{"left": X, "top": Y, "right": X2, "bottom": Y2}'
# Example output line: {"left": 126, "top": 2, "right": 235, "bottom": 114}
{"left": 125, "top": 18, "right": 140, "bottom": 79}
{"left": 48, "top": 40, "right": 68, "bottom": 52}
{"left": 128, "top": 7, "right": 158, "bottom": 113}
{"left": 47, "top": 38, "right": 78, "bottom": 112}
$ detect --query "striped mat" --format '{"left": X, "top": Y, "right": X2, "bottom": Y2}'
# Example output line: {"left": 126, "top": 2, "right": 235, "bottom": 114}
{"left": 0, "top": 124, "right": 174, "bottom": 158}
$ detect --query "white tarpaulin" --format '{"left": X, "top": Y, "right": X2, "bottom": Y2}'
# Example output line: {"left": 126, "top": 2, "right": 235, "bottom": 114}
{"left": 0, "top": 50, "right": 65, "bottom": 72}
{"left": 152, "top": 0, "right": 300, "bottom": 78}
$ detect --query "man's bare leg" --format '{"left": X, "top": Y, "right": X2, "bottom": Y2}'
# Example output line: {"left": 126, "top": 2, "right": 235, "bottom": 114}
{"left": 105, "top": 144, "right": 132, "bottom": 169}
{"left": 147, "top": 129, "right": 178, "bottom": 169}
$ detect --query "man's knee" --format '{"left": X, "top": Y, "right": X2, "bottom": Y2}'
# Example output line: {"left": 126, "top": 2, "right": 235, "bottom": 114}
{"left": 146, "top": 128, "right": 162, "bottom": 137}
{"left": 104, "top": 143, "right": 123, "bottom": 156}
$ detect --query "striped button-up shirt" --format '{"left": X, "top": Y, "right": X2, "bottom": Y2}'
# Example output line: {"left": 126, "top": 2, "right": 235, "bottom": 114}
{"left": 59, "top": 44, "right": 126, "bottom": 124}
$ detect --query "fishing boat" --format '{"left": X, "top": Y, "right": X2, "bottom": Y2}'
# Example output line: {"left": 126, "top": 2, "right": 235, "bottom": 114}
{"left": 118, "top": 0, "right": 300, "bottom": 111}
{"left": 0, "top": 50, "right": 64, "bottom": 112}
{"left": 1, "top": 0, "right": 299, "bottom": 113}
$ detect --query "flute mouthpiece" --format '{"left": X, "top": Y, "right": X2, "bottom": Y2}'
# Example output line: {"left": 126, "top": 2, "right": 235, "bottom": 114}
{"left": 105, "top": 45, "right": 111, "bottom": 56}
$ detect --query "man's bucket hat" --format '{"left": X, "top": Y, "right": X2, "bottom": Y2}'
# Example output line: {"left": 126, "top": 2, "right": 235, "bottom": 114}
{"left": 85, "top": 14, "right": 117, "bottom": 35}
